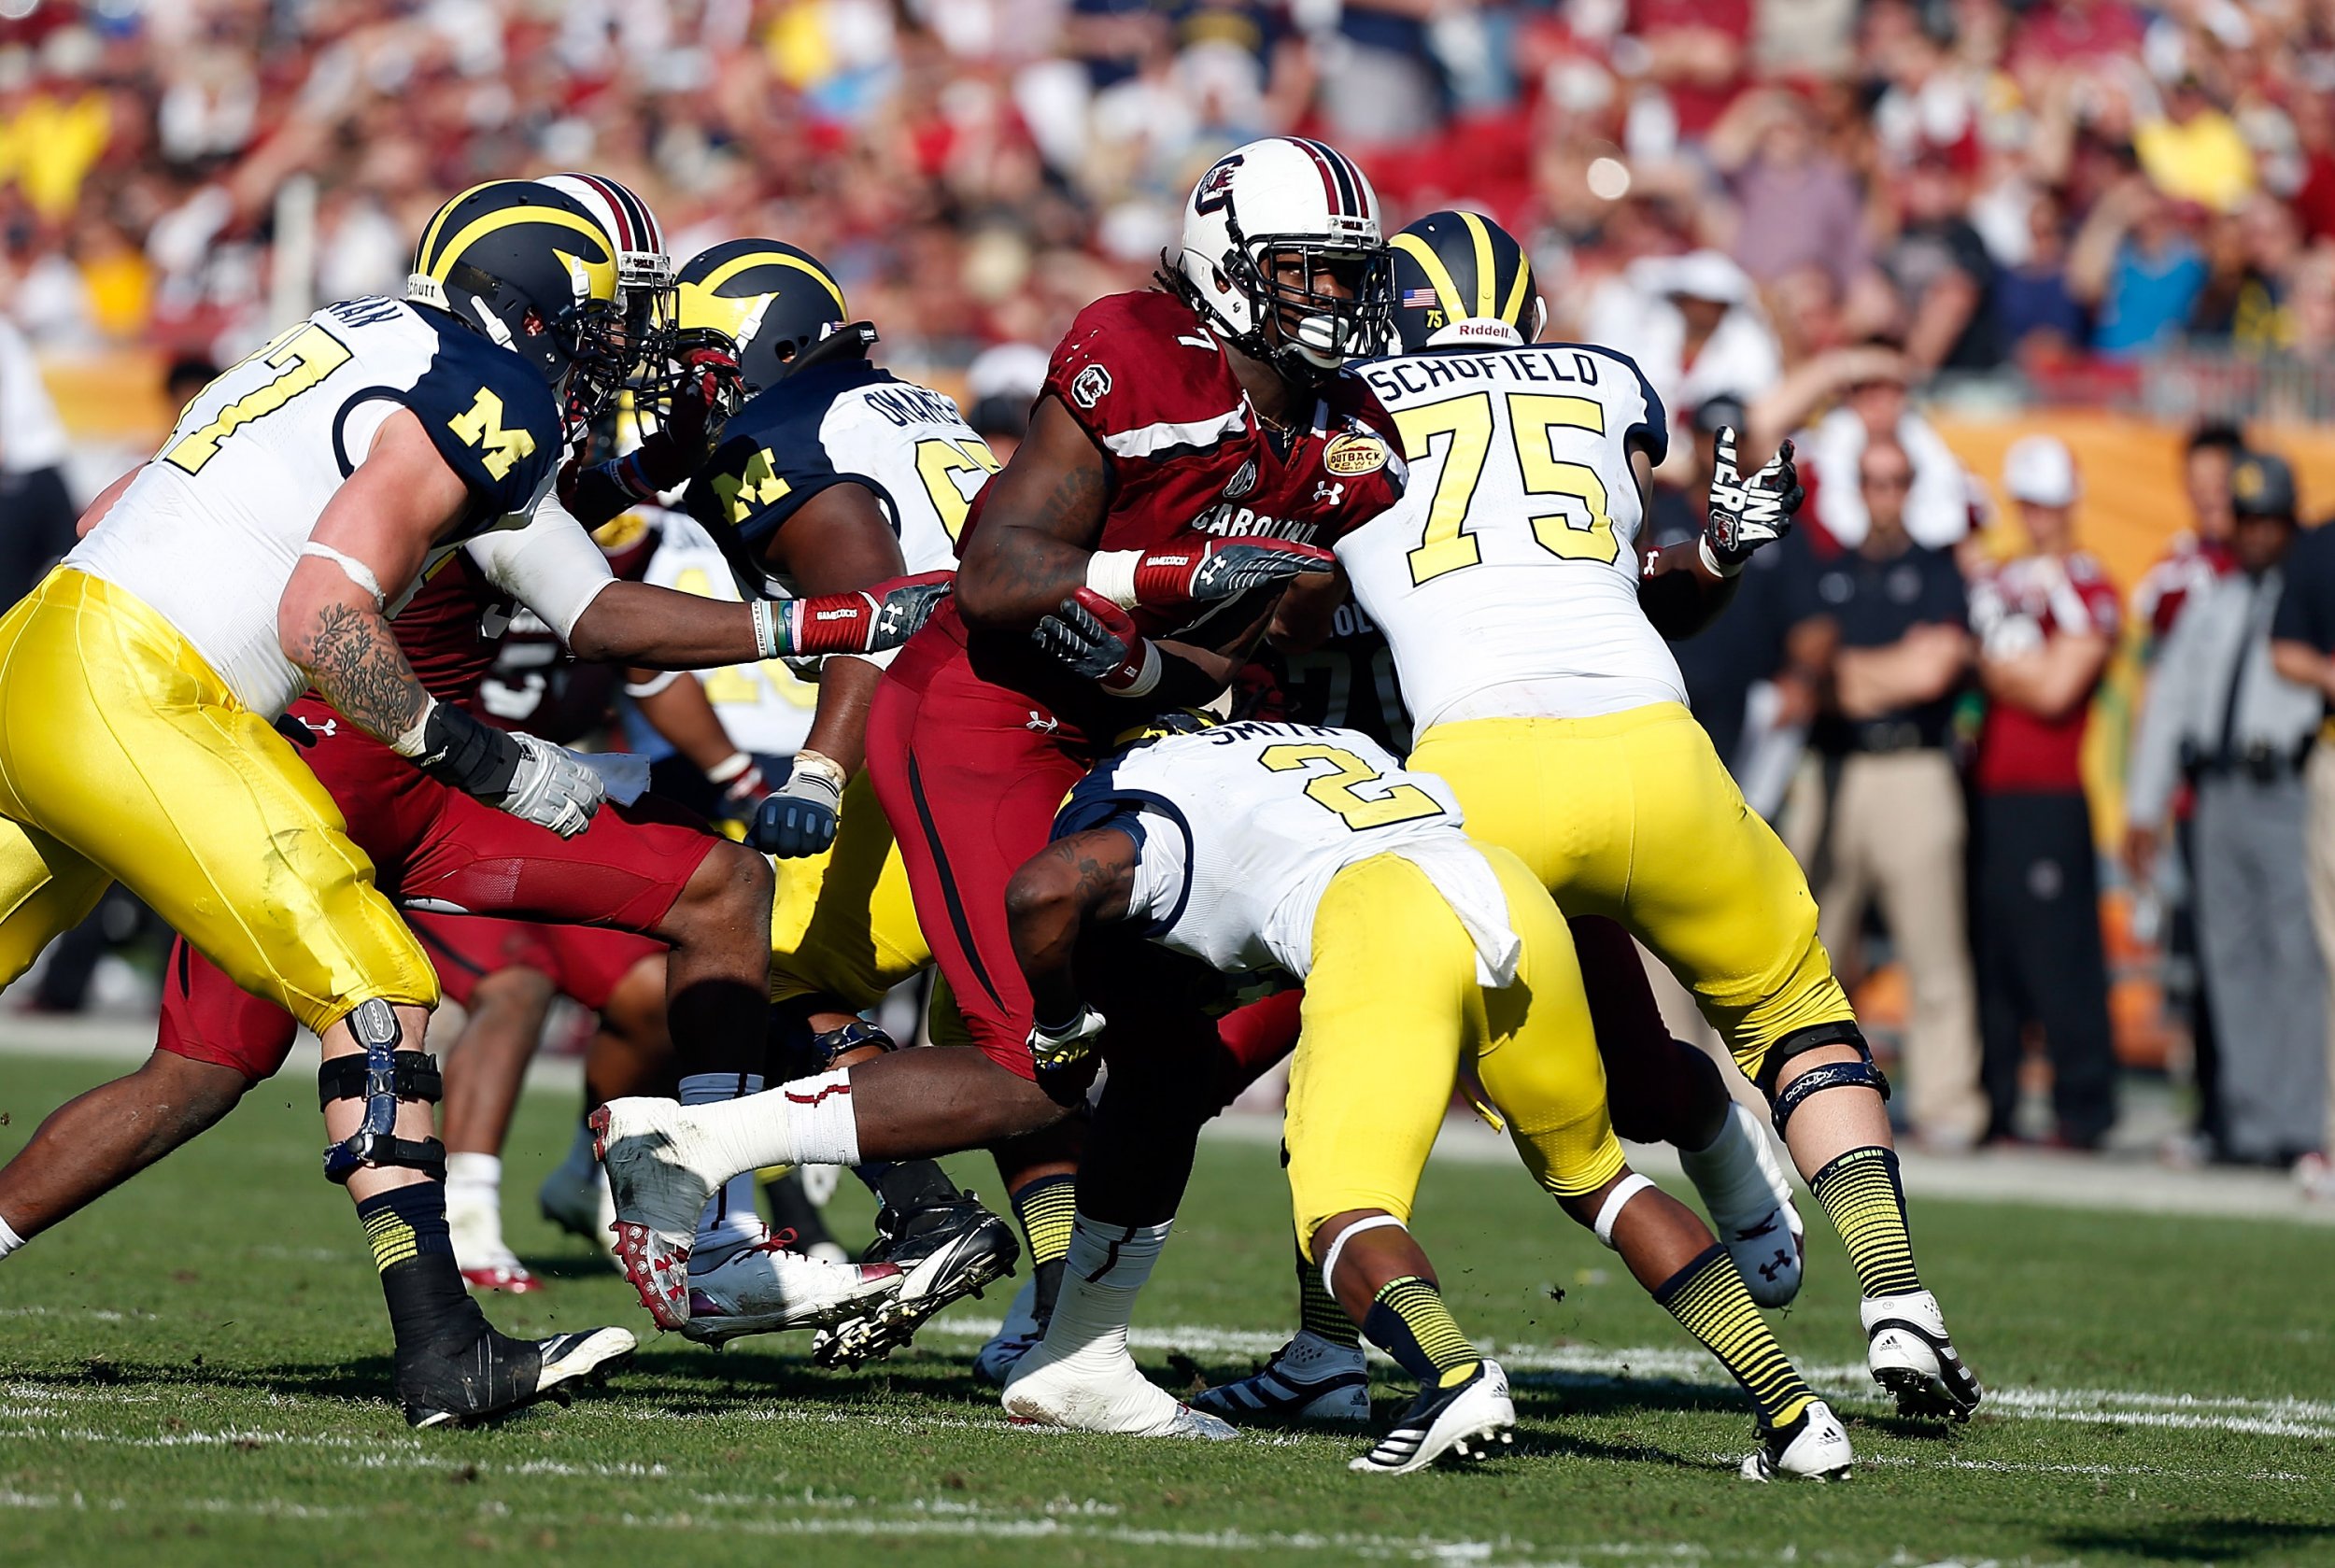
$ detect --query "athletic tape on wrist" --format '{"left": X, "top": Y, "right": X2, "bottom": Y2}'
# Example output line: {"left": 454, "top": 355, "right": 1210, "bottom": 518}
{"left": 624, "top": 669, "right": 683, "bottom": 699}
{"left": 1699, "top": 535, "right": 1746, "bottom": 578}
{"left": 1592, "top": 1173, "right": 1657, "bottom": 1249}
{"left": 1084, "top": 549, "right": 1144, "bottom": 609}
{"left": 1319, "top": 1213, "right": 1406, "bottom": 1297}
{"left": 298, "top": 542, "right": 388, "bottom": 610}
{"left": 705, "top": 751, "right": 755, "bottom": 784}
{"left": 389, "top": 694, "right": 437, "bottom": 758}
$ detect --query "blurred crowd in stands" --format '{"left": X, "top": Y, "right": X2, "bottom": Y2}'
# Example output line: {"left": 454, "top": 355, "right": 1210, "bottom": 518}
{"left": 3, "top": 0, "right": 2335, "bottom": 1185}
{"left": 0, "top": 0, "right": 2329, "bottom": 374}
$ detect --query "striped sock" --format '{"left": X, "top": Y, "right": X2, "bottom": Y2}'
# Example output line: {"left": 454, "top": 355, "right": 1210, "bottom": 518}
{"left": 1653, "top": 1244, "right": 1814, "bottom": 1429}
{"left": 1362, "top": 1277, "right": 1479, "bottom": 1390}
{"left": 1295, "top": 1242, "right": 1361, "bottom": 1348}
{"left": 1011, "top": 1173, "right": 1079, "bottom": 1321}
{"left": 1809, "top": 1146, "right": 1922, "bottom": 1298}
{"left": 356, "top": 1184, "right": 485, "bottom": 1354}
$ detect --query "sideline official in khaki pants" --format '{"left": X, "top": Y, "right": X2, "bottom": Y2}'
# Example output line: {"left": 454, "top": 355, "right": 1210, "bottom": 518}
{"left": 1777, "top": 437, "right": 1988, "bottom": 1147}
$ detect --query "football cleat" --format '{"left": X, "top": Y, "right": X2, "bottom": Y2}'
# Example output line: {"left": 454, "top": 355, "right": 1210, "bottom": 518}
{"left": 538, "top": 1156, "right": 617, "bottom": 1255}
{"left": 1862, "top": 1289, "right": 1983, "bottom": 1420}
{"left": 1740, "top": 1398, "right": 1854, "bottom": 1482}
{"left": 1350, "top": 1359, "right": 1514, "bottom": 1476}
{"left": 590, "top": 1099, "right": 721, "bottom": 1328}
{"left": 680, "top": 1227, "right": 905, "bottom": 1347}
{"left": 448, "top": 1195, "right": 542, "bottom": 1294}
{"left": 1679, "top": 1103, "right": 1805, "bottom": 1307}
{"left": 401, "top": 1324, "right": 634, "bottom": 1430}
{"left": 814, "top": 1193, "right": 1021, "bottom": 1368}
{"left": 1191, "top": 1330, "right": 1371, "bottom": 1427}
{"left": 1001, "top": 1340, "right": 1236, "bottom": 1440}
{"left": 974, "top": 1277, "right": 1047, "bottom": 1387}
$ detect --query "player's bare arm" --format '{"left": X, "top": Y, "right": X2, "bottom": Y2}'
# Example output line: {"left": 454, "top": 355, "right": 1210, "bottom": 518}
{"left": 73, "top": 466, "right": 142, "bottom": 541}
{"left": 955, "top": 396, "right": 1111, "bottom": 630}
{"left": 278, "top": 408, "right": 471, "bottom": 746}
{"left": 756, "top": 479, "right": 911, "bottom": 776}
{"left": 1004, "top": 827, "right": 1139, "bottom": 1026}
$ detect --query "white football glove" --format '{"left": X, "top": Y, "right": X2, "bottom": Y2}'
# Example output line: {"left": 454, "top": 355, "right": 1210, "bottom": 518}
{"left": 1027, "top": 1005, "right": 1107, "bottom": 1074}
{"left": 500, "top": 731, "right": 607, "bottom": 838}
{"left": 1705, "top": 429, "right": 1802, "bottom": 573}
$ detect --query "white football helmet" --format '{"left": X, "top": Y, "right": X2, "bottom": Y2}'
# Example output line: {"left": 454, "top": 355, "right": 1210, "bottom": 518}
{"left": 541, "top": 172, "right": 672, "bottom": 348}
{"left": 1167, "top": 136, "right": 1392, "bottom": 381}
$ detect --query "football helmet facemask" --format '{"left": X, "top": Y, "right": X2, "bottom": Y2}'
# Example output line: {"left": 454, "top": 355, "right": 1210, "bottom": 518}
{"left": 407, "top": 179, "right": 628, "bottom": 438}
{"left": 540, "top": 172, "right": 673, "bottom": 356}
{"left": 1164, "top": 137, "right": 1393, "bottom": 385}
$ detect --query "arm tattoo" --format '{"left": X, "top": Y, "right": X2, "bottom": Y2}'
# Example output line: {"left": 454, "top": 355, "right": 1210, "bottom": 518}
{"left": 1066, "top": 837, "right": 1135, "bottom": 923}
{"left": 295, "top": 601, "right": 431, "bottom": 743}
{"left": 979, "top": 464, "right": 1107, "bottom": 614}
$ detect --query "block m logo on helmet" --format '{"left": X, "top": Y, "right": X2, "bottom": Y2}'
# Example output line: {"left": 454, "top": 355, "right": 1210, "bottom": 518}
{"left": 449, "top": 388, "right": 540, "bottom": 481}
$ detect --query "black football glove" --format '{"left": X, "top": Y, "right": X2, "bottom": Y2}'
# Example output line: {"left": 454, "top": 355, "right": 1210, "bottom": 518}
{"left": 1705, "top": 430, "right": 1802, "bottom": 572}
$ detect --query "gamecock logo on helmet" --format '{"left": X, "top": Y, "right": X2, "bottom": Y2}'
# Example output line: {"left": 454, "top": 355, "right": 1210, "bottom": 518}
{"left": 1194, "top": 155, "right": 1244, "bottom": 215}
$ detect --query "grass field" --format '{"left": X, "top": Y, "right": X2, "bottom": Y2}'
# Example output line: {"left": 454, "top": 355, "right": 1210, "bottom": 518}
{"left": 2, "top": 1051, "right": 2332, "bottom": 1567}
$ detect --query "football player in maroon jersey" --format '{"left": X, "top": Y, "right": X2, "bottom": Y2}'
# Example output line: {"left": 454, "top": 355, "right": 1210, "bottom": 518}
{"left": 594, "top": 140, "right": 1412, "bottom": 1405}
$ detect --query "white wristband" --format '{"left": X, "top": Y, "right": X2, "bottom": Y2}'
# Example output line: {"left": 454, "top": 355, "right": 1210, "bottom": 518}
{"left": 752, "top": 598, "right": 782, "bottom": 660}
{"left": 1113, "top": 639, "right": 1163, "bottom": 698}
{"left": 1084, "top": 549, "right": 1144, "bottom": 609}
{"left": 705, "top": 750, "right": 755, "bottom": 784}
{"left": 1699, "top": 535, "right": 1746, "bottom": 579}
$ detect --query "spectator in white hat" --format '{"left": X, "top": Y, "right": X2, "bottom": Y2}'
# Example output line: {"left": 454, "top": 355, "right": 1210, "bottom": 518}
{"left": 1584, "top": 248, "right": 1782, "bottom": 426}
{"left": 1968, "top": 434, "right": 2121, "bottom": 1147}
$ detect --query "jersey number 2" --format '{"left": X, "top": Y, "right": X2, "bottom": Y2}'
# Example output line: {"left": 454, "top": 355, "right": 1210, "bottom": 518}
{"left": 1260, "top": 743, "right": 1443, "bottom": 831}
{"left": 1394, "top": 391, "right": 1615, "bottom": 585}
{"left": 163, "top": 321, "right": 352, "bottom": 475}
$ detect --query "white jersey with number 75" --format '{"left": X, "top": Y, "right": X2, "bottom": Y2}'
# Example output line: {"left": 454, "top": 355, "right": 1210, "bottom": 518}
{"left": 1338, "top": 343, "right": 1681, "bottom": 732}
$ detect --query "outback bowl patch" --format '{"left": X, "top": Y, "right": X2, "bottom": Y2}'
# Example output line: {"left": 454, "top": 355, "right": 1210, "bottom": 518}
{"left": 1322, "top": 431, "right": 1389, "bottom": 476}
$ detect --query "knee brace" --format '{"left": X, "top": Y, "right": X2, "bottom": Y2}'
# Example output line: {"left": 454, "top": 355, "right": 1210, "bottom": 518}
{"left": 1768, "top": 1035, "right": 1890, "bottom": 1143}
{"left": 318, "top": 998, "right": 446, "bottom": 1183}
{"left": 1753, "top": 1020, "right": 1875, "bottom": 1099}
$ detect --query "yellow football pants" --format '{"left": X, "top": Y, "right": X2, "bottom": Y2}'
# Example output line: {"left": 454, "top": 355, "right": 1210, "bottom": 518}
{"left": 0, "top": 569, "right": 434, "bottom": 1033}
{"left": 1286, "top": 846, "right": 1628, "bottom": 1258}
{"left": 765, "top": 769, "right": 972, "bottom": 1046}
{"left": 1409, "top": 703, "right": 1854, "bottom": 1085}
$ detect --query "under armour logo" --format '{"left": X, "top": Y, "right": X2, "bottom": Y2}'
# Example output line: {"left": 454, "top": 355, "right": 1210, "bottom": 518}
{"left": 1758, "top": 1250, "right": 1791, "bottom": 1282}
{"left": 312, "top": 718, "right": 337, "bottom": 739}
{"left": 1312, "top": 480, "right": 1344, "bottom": 507}
{"left": 1026, "top": 711, "right": 1061, "bottom": 734}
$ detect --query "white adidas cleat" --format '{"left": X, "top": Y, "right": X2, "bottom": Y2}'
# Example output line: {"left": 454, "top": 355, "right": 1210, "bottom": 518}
{"left": 681, "top": 1228, "right": 906, "bottom": 1347}
{"left": 448, "top": 1198, "right": 542, "bottom": 1294}
{"left": 974, "top": 1277, "right": 1046, "bottom": 1387}
{"left": 1862, "top": 1290, "right": 1983, "bottom": 1420}
{"left": 1350, "top": 1359, "right": 1514, "bottom": 1475}
{"left": 1191, "top": 1330, "right": 1371, "bottom": 1427}
{"left": 1740, "top": 1398, "right": 1854, "bottom": 1481}
{"left": 1002, "top": 1341, "right": 1236, "bottom": 1440}
{"left": 538, "top": 1157, "right": 617, "bottom": 1256}
{"left": 590, "top": 1098, "right": 722, "bottom": 1329}
{"left": 1680, "top": 1103, "right": 1805, "bottom": 1308}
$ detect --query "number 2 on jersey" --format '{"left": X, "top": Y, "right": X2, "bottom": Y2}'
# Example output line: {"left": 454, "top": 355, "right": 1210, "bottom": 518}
{"left": 1394, "top": 390, "right": 1615, "bottom": 585}
{"left": 163, "top": 321, "right": 353, "bottom": 475}
{"left": 1260, "top": 742, "right": 1443, "bottom": 831}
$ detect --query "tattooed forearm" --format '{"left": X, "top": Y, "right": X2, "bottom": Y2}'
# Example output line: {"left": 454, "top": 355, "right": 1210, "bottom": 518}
{"left": 1070, "top": 846, "right": 1135, "bottom": 923}
{"left": 293, "top": 601, "right": 432, "bottom": 744}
